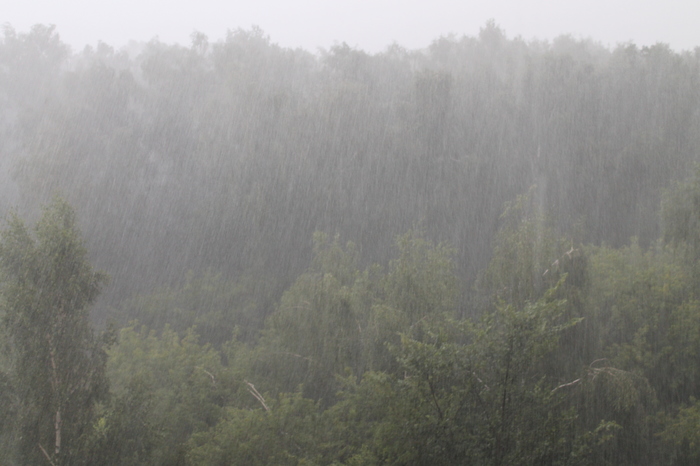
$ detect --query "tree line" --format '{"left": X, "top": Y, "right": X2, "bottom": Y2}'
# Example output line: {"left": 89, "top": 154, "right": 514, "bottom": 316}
{"left": 4, "top": 182, "right": 700, "bottom": 463}
{"left": 1, "top": 21, "right": 700, "bottom": 464}
{"left": 1, "top": 23, "right": 698, "bottom": 317}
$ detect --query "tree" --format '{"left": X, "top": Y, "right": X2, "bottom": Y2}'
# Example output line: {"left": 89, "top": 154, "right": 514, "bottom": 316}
{"left": 0, "top": 198, "right": 109, "bottom": 465}
{"left": 328, "top": 282, "right": 609, "bottom": 465}
{"left": 105, "top": 325, "right": 240, "bottom": 465}
{"left": 662, "top": 166, "right": 700, "bottom": 265}
{"left": 249, "top": 231, "right": 456, "bottom": 404}
{"left": 250, "top": 233, "right": 370, "bottom": 403}
{"left": 187, "top": 392, "right": 328, "bottom": 466}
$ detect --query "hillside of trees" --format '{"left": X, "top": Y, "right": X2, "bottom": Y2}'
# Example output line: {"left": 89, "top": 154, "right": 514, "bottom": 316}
{"left": 1, "top": 22, "right": 700, "bottom": 464}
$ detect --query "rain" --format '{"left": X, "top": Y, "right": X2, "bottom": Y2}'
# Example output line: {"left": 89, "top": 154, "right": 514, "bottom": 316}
{"left": 1, "top": 3, "right": 700, "bottom": 464}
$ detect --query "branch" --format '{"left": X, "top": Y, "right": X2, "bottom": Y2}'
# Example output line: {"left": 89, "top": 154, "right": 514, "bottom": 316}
{"left": 245, "top": 380, "right": 270, "bottom": 412}
{"left": 427, "top": 377, "right": 444, "bottom": 421}
{"left": 471, "top": 371, "right": 490, "bottom": 392}
{"left": 196, "top": 367, "right": 216, "bottom": 385}
{"left": 551, "top": 378, "right": 582, "bottom": 393}
{"left": 409, "top": 314, "right": 429, "bottom": 331}
{"left": 38, "top": 444, "right": 56, "bottom": 466}
{"left": 551, "top": 359, "right": 616, "bottom": 393}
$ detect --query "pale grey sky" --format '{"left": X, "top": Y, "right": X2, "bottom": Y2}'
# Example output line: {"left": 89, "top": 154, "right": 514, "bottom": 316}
{"left": 3, "top": 0, "right": 700, "bottom": 53}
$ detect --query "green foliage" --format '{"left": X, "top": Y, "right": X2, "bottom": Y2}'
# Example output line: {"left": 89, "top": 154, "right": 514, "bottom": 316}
{"left": 366, "top": 230, "right": 457, "bottom": 375}
{"left": 662, "top": 166, "right": 700, "bottom": 274}
{"left": 81, "top": 376, "right": 156, "bottom": 466}
{"left": 0, "top": 198, "right": 109, "bottom": 465}
{"left": 480, "top": 189, "right": 592, "bottom": 377}
{"left": 250, "top": 234, "right": 368, "bottom": 402}
{"left": 119, "top": 271, "right": 271, "bottom": 346}
{"left": 3, "top": 22, "right": 700, "bottom": 464}
{"left": 106, "top": 325, "right": 241, "bottom": 465}
{"left": 579, "top": 241, "right": 700, "bottom": 463}
{"left": 251, "top": 231, "right": 456, "bottom": 404}
{"left": 586, "top": 242, "right": 695, "bottom": 402}
{"left": 382, "top": 230, "right": 457, "bottom": 322}
{"left": 481, "top": 187, "right": 583, "bottom": 310}
{"left": 570, "top": 360, "right": 656, "bottom": 465}
{"left": 187, "top": 392, "right": 328, "bottom": 466}
{"left": 660, "top": 398, "right": 700, "bottom": 462}
{"left": 327, "top": 282, "right": 600, "bottom": 465}
{"left": 0, "top": 367, "right": 18, "bottom": 464}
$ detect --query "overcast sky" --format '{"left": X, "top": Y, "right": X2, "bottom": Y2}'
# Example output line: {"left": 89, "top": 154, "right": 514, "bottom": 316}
{"left": 3, "top": 0, "right": 700, "bottom": 53}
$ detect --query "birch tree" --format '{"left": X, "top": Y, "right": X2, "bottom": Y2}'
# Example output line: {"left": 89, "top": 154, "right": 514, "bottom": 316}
{"left": 0, "top": 198, "right": 108, "bottom": 465}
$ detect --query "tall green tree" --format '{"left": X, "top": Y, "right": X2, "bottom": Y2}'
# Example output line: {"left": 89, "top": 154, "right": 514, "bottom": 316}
{"left": 104, "top": 324, "right": 240, "bottom": 465}
{"left": 0, "top": 198, "right": 109, "bottom": 465}
{"left": 327, "top": 282, "right": 610, "bottom": 465}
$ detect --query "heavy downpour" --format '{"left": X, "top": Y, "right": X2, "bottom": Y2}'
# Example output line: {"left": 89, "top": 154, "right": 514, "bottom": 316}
{"left": 1, "top": 4, "right": 700, "bottom": 465}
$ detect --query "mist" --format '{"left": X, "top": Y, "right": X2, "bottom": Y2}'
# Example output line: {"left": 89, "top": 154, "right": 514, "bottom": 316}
{"left": 1, "top": 21, "right": 700, "bottom": 465}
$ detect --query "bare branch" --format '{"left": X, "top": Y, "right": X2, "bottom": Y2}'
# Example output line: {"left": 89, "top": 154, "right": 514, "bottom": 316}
{"left": 472, "top": 372, "right": 490, "bottom": 392}
{"left": 196, "top": 367, "right": 216, "bottom": 385}
{"left": 38, "top": 444, "right": 57, "bottom": 466}
{"left": 245, "top": 380, "right": 270, "bottom": 412}
{"left": 551, "top": 378, "right": 582, "bottom": 393}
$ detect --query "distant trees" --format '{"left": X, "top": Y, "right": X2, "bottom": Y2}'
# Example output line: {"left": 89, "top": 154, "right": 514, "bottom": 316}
{"left": 3, "top": 22, "right": 700, "bottom": 464}
{"left": 3, "top": 23, "right": 698, "bottom": 319}
{"left": 662, "top": 166, "right": 700, "bottom": 263}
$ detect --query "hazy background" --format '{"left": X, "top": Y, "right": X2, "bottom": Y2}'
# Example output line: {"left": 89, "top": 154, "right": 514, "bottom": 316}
{"left": 4, "top": 0, "right": 700, "bottom": 52}
{"left": 5, "top": 1, "right": 700, "bottom": 464}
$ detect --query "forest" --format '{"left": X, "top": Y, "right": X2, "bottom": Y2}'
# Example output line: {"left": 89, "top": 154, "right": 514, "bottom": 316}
{"left": 1, "top": 21, "right": 700, "bottom": 464}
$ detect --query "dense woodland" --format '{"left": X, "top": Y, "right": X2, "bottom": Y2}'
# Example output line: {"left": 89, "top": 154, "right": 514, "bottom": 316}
{"left": 1, "top": 22, "right": 700, "bottom": 464}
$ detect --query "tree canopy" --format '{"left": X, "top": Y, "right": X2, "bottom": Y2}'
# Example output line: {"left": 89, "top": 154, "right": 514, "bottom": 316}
{"left": 0, "top": 198, "right": 109, "bottom": 465}
{"left": 2, "top": 22, "right": 700, "bottom": 464}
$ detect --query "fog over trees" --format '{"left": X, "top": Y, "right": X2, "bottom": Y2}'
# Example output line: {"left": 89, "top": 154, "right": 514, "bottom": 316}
{"left": 1, "top": 22, "right": 700, "bottom": 464}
